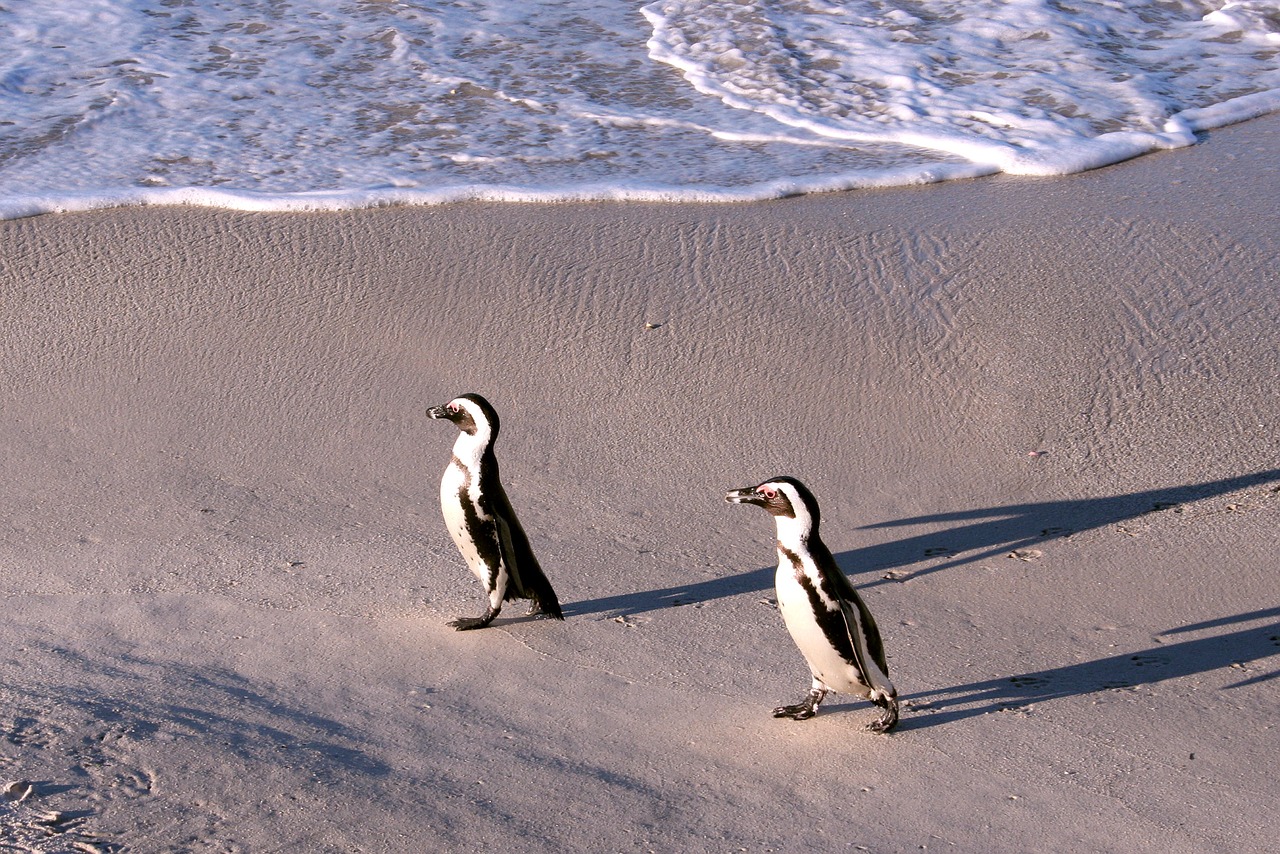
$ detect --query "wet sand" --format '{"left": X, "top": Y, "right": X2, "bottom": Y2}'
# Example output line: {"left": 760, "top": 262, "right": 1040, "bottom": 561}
{"left": 2, "top": 114, "right": 1278, "bottom": 851}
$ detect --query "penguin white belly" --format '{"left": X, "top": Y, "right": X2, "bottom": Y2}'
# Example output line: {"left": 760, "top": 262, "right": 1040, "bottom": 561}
{"left": 775, "top": 564, "right": 872, "bottom": 698}
{"left": 440, "top": 461, "right": 487, "bottom": 583}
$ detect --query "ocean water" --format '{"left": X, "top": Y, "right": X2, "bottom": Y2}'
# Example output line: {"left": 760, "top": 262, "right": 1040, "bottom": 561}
{"left": 2, "top": 0, "right": 1278, "bottom": 218}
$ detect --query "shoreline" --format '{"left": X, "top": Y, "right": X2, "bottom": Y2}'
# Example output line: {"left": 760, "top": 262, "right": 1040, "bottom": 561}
{"left": 1, "top": 104, "right": 1278, "bottom": 223}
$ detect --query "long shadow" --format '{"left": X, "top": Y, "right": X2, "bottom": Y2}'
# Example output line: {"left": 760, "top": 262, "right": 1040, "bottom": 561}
{"left": 568, "top": 470, "right": 1280, "bottom": 617}
{"left": 563, "top": 567, "right": 773, "bottom": 618}
{"left": 896, "top": 609, "right": 1280, "bottom": 730}
{"left": 841, "top": 469, "right": 1280, "bottom": 588}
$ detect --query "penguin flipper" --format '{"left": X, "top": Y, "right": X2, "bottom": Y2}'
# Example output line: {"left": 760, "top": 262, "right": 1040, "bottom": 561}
{"left": 489, "top": 486, "right": 563, "bottom": 621}
{"left": 837, "top": 595, "right": 899, "bottom": 731}
{"left": 826, "top": 559, "right": 890, "bottom": 678}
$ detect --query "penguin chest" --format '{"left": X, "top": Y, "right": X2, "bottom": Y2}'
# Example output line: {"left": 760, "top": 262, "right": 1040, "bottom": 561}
{"left": 775, "top": 560, "right": 870, "bottom": 696}
{"left": 440, "top": 461, "right": 496, "bottom": 582}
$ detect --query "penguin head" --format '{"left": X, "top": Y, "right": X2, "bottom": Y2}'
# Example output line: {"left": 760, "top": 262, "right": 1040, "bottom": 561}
{"left": 426, "top": 393, "right": 500, "bottom": 438}
{"left": 725, "top": 476, "right": 820, "bottom": 534}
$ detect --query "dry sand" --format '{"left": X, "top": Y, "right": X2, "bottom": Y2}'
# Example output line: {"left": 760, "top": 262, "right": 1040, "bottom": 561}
{"left": 2, "top": 114, "right": 1278, "bottom": 852}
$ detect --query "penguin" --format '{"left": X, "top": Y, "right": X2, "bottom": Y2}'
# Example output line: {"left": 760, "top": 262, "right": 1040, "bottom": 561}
{"left": 726, "top": 476, "right": 899, "bottom": 732}
{"left": 425, "top": 393, "right": 563, "bottom": 630}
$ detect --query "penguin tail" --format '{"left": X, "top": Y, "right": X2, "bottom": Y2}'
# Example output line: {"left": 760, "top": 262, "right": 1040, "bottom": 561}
{"left": 510, "top": 558, "right": 563, "bottom": 620}
{"left": 527, "top": 573, "right": 564, "bottom": 621}
{"left": 528, "top": 596, "right": 564, "bottom": 621}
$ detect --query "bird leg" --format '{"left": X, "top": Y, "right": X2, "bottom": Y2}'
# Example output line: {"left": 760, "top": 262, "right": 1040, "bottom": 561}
{"left": 449, "top": 604, "right": 500, "bottom": 631}
{"left": 866, "top": 695, "right": 900, "bottom": 734}
{"left": 773, "top": 686, "right": 827, "bottom": 720}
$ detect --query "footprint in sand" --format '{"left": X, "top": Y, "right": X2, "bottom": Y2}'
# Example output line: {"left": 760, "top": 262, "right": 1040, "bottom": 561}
{"left": 103, "top": 767, "right": 156, "bottom": 799}
{"left": 1, "top": 780, "right": 108, "bottom": 851}
{"left": 1009, "top": 675, "right": 1050, "bottom": 689}
{"left": 1007, "top": 548, "right": 1043, "bottom": 562}
{"left": 613, "top": 615, "right": 655, "bottom": 628}
{"left": 5, "top": 715, "right": 54, "bottom": 749}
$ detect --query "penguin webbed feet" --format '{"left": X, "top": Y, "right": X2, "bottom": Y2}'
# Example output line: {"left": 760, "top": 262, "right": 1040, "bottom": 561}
{"left": 524, "top": 599, "right": 565, "bottom": 621}
{"left": 772, "top": 687, "right": 826, "bottom": 721}
{"left": 865, "top": 695, "right": 900, "bottom": 734}
{"left": 449, "top": 606, "right": 500, "bottom": 631}
{"left": 772, "top": 702, "right": 818, "bottom": 721}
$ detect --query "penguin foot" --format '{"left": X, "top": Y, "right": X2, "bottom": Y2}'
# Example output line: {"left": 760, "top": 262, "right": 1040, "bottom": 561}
{"left": 448, "top": 616, "right": 492, "bottom": 631}
{"left": 524, "top": 597, "right": 565, "bottom": 621}
{"left": 772, "top": 687, "right": 826, "bottom": 721}
{"left": 525, "top": 601, "right": 550, "bottom": 618}
{"left": 866, "top": 697, "right": 900, "bottom": 734}
{"left": 449, "top": 606, "right": 499, "bottom": 631}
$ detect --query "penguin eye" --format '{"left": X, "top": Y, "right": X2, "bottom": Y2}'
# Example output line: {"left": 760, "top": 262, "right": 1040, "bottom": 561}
{"left": 761, "top": 486, "right": 777, "bottom": 500}
{"left": 447, "top": 402, "right": 460, "bottom": 413}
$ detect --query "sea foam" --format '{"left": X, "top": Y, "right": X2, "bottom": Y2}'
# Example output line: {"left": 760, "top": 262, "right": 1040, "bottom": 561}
{"left": 1, "top": 1, "right": 1277, "bottom": 219}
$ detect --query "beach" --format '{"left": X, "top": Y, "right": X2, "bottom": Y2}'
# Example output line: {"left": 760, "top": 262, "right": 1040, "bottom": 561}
{"left": 1, "top": 113, "right": 1278, "bottom": 851}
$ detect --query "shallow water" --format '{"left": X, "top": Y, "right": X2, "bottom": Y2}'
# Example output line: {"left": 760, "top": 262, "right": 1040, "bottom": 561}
{"left": 1, "top": 0, "right": 1278, "bottom": 217}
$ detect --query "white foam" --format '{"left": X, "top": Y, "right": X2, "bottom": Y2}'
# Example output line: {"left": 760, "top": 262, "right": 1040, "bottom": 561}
{"left": 0, "top": 1, "right": 1277, "bottom": 219}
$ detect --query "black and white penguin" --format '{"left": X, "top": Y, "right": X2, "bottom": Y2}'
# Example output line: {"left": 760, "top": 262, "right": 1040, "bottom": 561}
{"left": 425, "top": 393, "right": 563, "bottom": 630}
{"left": 726, "top": 476, "right": 899, "bottom": 732}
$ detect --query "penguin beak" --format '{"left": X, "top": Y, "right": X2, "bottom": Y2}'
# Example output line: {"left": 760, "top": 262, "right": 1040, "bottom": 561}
{"left": 725, "top": 487, "right": 764, "bottom": 506}
{"left": 426, "top": 405, "right": 449, "bottom": 420}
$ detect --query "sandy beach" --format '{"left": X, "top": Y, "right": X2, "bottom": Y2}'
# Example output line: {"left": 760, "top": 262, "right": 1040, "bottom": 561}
{"left": 2, "top": 114, "right": 1278, "bottom": 852}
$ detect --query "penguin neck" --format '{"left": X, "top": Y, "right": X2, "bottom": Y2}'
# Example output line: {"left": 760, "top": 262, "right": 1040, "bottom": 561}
{"left": 451, "top": 425, "right": 492, "bottom": 469}
{"left": 773, "top": 514, "right": 814, "bottom": 551}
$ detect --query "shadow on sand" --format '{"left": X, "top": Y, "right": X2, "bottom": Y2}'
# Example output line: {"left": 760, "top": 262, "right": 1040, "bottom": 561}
{"left": 895, "top": 607, "right": 1280, "bottom": 731}
{"left": 847, "top": 468, "right": 1280, "bottom": 589}
{"left": 563, "top": 566, "right": 774, "bottom": 619}
{"left": 566, "top": 469, "right": 1280, "bottom": 618}
{"left": 5, "top": 644, "right": 391, "bottom": 778}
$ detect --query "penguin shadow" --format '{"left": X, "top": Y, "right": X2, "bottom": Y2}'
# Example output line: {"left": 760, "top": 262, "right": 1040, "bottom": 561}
{"left": 565, "top": 469, "right": 1279, "bottom": 620}
{"left": 837, "top": 469, "right": 1280, "bottom": 589}
{"left": 563, "top": 566, "right": 774, "bottom": 619}
{"left": 897, "top": 606, "right": 1280, "bottom": 730}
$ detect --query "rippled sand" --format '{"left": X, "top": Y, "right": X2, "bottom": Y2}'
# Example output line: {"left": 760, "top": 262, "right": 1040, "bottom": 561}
{"left": 1, "top": 115, "right": 1277, "bottom": 852}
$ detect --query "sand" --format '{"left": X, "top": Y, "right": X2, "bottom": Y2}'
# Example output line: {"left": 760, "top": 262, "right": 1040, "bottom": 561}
{"left": 1, "top": 114, "right": 1278, "bottom": 852}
